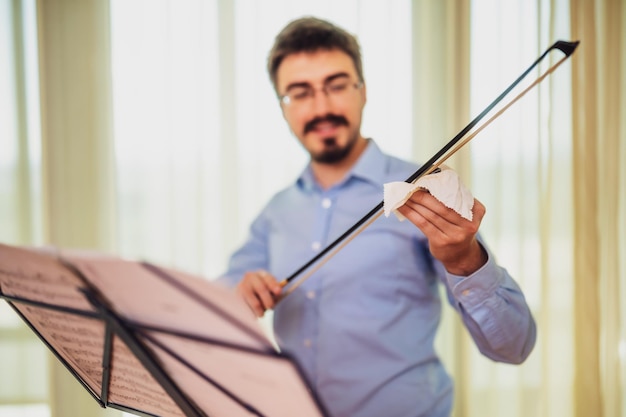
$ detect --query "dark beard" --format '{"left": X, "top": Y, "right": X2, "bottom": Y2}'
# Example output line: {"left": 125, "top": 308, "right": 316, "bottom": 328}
{"left": 304, "top": 114, "right": 354, "bottom": 164}
{"left": 312, "top": 136, "right": 356, "bottom": 164}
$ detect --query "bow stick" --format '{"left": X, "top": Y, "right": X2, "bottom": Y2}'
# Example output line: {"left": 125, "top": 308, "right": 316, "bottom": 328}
{"left": 277, "top": 39, "right": 580, "bottom": 299}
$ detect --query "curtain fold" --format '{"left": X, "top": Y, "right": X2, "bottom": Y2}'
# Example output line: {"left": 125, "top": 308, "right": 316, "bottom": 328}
{"left": 570, "top": 2, "right": 602, "bottom": 415}
{"left": 411, "top": 3, "right": 471, "bottom": 416}
{"left": 37, "top": 0, "right": 117, "bottom": 251}
{"left": 570, "top": 1, "right": 625, "bottom": 416}
{"left": 36, "top": 0, "right": 120, "bottom": 416}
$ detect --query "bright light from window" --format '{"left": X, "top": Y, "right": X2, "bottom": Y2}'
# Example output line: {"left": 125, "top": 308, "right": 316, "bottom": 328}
{"left": 0, "top": 303, "right": 21, "bottom": 328}
{"left": 0, "top": 405, "right": 49, "bottom": 417}
{"left": 0, "top": 0, "right": 19, "bottom": 168}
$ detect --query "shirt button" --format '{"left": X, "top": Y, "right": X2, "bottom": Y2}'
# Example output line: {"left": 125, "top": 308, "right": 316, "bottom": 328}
{"left": 303, "top": 339, "right": 312, "bottom": 348}
{"left": 321, "top": 198, "right": 332, "bottom": 209}
{"left": 462, "top": 289, "right": 471, "bottom": 297}
{"left": 306, "top": 291, "right": 316, "bottom": 300}
{"left": 311, "top": 241, "right": 321, "bottom": 251}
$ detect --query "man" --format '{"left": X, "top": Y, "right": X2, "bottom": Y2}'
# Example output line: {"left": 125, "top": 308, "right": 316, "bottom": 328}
{"left": 219, "top": 16, "right": 536, "bottom": 417}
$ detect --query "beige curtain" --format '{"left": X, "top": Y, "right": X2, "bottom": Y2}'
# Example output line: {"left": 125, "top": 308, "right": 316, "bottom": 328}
{"left": 37, "top": 0, "right": 120, "bottom": 416}
{"left": 570, "top": 1, "right": 626, "bottom": 416}
{"left": 411, "top": 3, "right": 471, "bottom": 416}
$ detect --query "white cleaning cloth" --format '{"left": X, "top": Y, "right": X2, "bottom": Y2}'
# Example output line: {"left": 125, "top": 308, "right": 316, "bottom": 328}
{"left": 383, "top": 166, "right": 474, "bottom": 221}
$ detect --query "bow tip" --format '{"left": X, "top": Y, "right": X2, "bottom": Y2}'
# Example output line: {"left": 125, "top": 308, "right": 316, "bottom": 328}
{"left": 553, "top": 40, "right": 580, "bottom": 57}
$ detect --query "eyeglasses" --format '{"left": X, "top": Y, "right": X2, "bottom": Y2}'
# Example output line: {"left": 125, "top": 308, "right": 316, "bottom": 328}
{"left": 279, "top": 78, "right": 363, "bottom": 107}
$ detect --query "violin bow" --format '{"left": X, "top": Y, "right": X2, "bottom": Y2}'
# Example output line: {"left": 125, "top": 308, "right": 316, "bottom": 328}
{"left": 278, "top": 40, "right": 580, "bottom": 299}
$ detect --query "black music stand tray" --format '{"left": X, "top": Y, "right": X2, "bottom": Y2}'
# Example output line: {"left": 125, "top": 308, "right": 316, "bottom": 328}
{"left": 0, "top": 243, "right": 329, "bottom": 417}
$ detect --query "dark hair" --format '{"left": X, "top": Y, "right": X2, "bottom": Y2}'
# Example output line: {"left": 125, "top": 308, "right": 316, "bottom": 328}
{"left": 267, "top": 16, "right": 364, "bottom": 92}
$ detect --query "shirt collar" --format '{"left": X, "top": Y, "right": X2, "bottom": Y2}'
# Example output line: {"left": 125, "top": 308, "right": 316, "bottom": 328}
{"left": 297, "top": 139, "right": 387, "bottom": 191}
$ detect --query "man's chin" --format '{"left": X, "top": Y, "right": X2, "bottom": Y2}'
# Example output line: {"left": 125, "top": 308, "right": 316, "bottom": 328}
{"left": 311, "top": 147, "right": 350, "bottom": 164}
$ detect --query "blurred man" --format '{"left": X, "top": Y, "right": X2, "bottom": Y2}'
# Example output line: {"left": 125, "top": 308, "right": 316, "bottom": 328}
{"left": 219, "top": 17, "right": 536, "bottom": 417}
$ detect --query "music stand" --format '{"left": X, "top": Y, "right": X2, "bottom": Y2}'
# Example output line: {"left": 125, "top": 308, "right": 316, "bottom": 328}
{"left": 0, "top": 243, "right": 329, "bottom": 417}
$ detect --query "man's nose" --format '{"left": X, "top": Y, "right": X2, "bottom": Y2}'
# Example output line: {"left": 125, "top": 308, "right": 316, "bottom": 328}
{"left": 310, "top": 88, "right": 333, "bottom": 115}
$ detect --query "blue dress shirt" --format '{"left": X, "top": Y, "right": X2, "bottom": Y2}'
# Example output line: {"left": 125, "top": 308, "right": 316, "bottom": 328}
{"left": 219, "top": 140, "right": 536, "bottom": 417}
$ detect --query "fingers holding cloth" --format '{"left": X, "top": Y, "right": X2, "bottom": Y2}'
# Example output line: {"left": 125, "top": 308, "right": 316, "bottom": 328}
{"left": 384, "top": 166, "right": 488, "bottom": 276}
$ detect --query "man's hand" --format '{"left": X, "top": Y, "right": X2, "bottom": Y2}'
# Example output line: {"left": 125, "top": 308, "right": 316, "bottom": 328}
{"left": 397, "top": 190, "right": 488, "bottom": 276}
{"left": 236, "top": 270, "right": 283, "bottom": 317}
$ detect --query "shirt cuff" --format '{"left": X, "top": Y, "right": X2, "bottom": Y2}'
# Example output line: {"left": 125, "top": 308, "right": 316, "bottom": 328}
{"left": 445, "top": 251, "right": 503, "bottom": 307}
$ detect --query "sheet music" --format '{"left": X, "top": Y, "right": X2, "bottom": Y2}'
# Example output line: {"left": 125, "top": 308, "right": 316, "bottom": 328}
{"left": 1, "top": 244, "right": 327, "bottom": 417}
{"left": 0, "top": 244, "right": 93, "bottom": 311}
{"left": 66, "top": 256, "right": 273, "bottom": 351}
{"left": 65, "top": 254, "right": 327, "bottom": 417}
{"left": 0, "top": 244, "right": 104, "bottom": 394}
{"left": 15, "top": 305, "right": 106, "bottom": 395}
{"left": 11, "top": 303, "right": 186, "bottom": 417}
{"left": 144, "top": 332, "right": 326, "bottom": 417}
{"left": 109, "top": 335, "right": 185, "bottom": 417}
{"left": 0, "top": 245, "right": 186, "bottom": 416}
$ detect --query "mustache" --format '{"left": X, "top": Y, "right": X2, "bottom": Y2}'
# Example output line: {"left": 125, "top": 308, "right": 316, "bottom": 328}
{"left": 303, "top": 114, "right": 349, "bottom": 134}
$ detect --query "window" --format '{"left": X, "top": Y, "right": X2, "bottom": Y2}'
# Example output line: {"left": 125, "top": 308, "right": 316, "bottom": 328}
{"left": 0, "top": 0, "right": 48, "bottom": 415}
{"left": 467, "top": 1, "right": 574, "bottom": 415}
{"left": 110, "top": 0, "right": 413, "bottom": 277}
